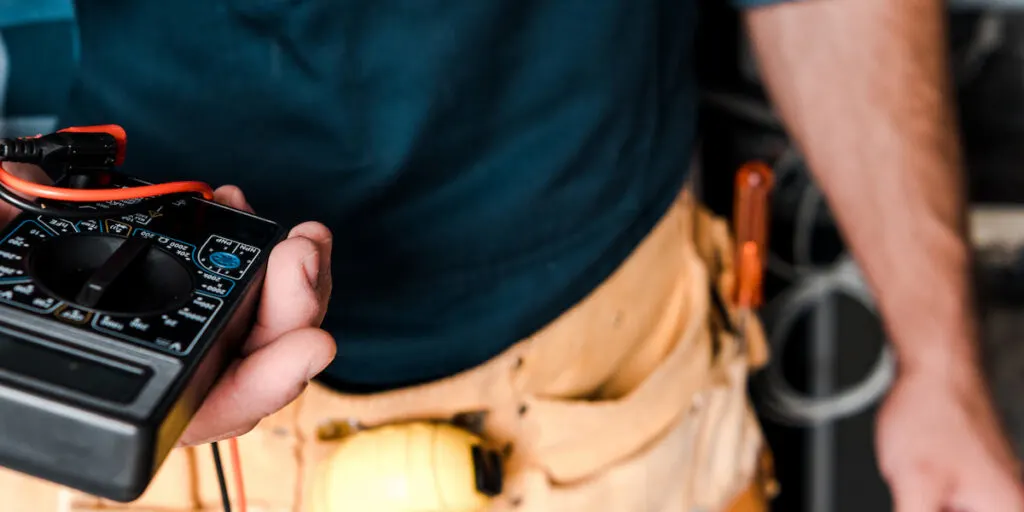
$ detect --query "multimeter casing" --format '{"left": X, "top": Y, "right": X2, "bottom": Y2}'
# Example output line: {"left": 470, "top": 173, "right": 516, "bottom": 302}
{"left": 0, "top": 173, "right": 285, "bottom": 501}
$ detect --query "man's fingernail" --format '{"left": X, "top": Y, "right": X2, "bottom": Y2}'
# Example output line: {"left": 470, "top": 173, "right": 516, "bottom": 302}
{"left": 303, "top": 251, "right": 320, "bottom": 290}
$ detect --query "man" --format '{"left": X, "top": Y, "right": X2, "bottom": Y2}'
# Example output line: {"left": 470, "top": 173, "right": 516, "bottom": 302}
{"left": 0, "top": 0, "right": 1021, "bottom": 510}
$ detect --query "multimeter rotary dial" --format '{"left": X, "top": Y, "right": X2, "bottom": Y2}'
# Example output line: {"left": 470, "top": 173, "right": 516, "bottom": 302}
{"left": 29, "top": 234, "right": 194, "bottom": 316}
{"left": 0, "top": 212, "right": 262, "bottom": 357}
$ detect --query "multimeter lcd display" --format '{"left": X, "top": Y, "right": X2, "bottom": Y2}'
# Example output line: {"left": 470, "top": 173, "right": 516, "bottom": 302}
{"left": 0, "top": 329, "right": 150, "bottom": 404}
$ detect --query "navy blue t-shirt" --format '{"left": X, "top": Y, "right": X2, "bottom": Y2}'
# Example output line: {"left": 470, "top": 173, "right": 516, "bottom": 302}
{"left": 0, "top": 0, "right": 790, "bottom": 392}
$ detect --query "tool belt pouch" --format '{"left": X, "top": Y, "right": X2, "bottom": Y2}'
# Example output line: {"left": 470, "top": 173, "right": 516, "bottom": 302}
{"left": 682, "top": 204, "right": 774, "bottom": 510}
{"left": 292, "top": 205, "right": 776, "bottom": 512}
{"left": 55, "top": 203, "right": 775, "bottom": 512}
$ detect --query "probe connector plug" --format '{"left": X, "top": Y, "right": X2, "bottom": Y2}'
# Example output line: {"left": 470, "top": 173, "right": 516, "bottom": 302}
{"left": 0, "top": 124, "right": 126, "bottom": 182}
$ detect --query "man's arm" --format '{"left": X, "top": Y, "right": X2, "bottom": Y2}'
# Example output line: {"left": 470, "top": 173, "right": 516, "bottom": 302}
{"left": 746, "top": 0, "right": 971, "bottom": 373}
{"left": 742, "top": 1, "right": 1023, "bottom": 510}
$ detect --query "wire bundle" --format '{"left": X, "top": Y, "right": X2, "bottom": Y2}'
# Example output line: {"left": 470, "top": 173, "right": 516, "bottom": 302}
{"left": 0, "top": 125, "right": 214, "bottom": 216}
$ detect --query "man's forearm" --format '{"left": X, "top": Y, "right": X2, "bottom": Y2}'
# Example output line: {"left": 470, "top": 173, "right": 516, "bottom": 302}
{"left": 743, "top": 0, "right": 978, "bottom": 375}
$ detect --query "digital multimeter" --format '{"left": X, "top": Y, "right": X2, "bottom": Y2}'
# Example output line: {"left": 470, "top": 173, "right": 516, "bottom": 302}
{"left": 0, "top": 171, "right": 285, "bottom": 502}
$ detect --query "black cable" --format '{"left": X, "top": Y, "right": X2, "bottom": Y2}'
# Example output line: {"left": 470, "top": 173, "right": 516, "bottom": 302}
{"left": 211, "top": 442, "right": 233, "bottom": 512}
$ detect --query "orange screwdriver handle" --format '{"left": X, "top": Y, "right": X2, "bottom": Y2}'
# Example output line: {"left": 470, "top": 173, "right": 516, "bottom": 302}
{"left": 732, "top": 161, "right": 774, "bottom": 308}
{"left": 736, "top": 241, "right": 764, "bottom": 309}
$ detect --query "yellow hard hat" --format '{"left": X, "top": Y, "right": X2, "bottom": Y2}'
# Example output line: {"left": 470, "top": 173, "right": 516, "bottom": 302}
{"left": 309, "top": 421, "right": 503, "bottom": 512}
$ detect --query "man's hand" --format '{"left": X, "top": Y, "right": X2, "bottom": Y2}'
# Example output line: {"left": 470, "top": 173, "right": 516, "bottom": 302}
{"left": 743, "top": 0, "right": 1024, "bottom": 510}
{"left": 0, "top": 168, "right": 335, "bottom": 444}
{"left": 177, "top": 185, "right": 336, "bottom": 445}
{"left": 877, "top": 367, "right": 1023, "bottom": 511}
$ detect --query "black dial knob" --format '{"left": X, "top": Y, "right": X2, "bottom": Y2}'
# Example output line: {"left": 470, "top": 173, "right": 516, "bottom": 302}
{"left": 28, "top": 234, "right": 194, "bottom": 315}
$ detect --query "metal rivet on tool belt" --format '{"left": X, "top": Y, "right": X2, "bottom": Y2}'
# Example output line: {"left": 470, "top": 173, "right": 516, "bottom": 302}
{"left": 691, "top": 394, "right": 705, "bottom": 412}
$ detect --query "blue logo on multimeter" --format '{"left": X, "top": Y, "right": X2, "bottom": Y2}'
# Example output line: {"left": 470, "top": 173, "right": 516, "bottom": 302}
{"left": 209, "top": 251, "right": 241, "bottom": 270}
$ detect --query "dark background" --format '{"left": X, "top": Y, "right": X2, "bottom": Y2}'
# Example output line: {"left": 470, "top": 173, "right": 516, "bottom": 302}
{"left": 694, "top": 4, "right": 1024, "bottom": 511}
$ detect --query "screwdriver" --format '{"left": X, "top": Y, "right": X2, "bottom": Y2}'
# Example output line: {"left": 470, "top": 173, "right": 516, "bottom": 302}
{"left": 731, "top": 160, "right": 779, "bottom": 503}
{"left": 732, "top": 161, "right": 774, "bottom": 348}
